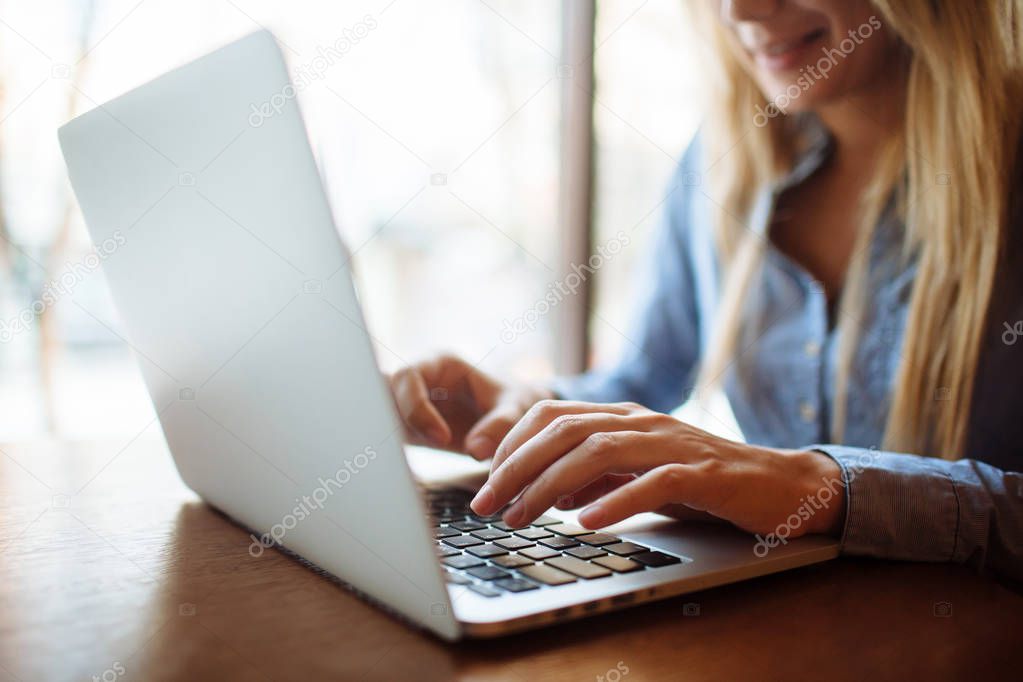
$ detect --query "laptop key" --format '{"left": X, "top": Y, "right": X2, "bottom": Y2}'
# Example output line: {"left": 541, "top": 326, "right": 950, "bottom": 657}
{"left": 566, "top": 545, "right": 606, "bottom": 560}
{"left": 443, "top": 535, "right": 483, "bottom": 549}
{"left": 467, "top": 565, "right": 512, "bottom": 581}
{"left": 445, "top": 570, "right": 472, "bottom": 585}
{"left": 546, "top": 556, "right": 612, "bottom": 579}
{"left": 514, "top": 527, "right": 553, "bottom": 540}
{"left": 492, "top": 554, "right": 533, "bottom": 569}
{"left": 449, "top": 520, "right": 486, "bottom": 532}
{"left": 471, "top": 527, "right": 510, "bottom": 541}
{"left": 604, "top": 541, "right": 648, "bottom": 556}
{"left": 444, "top": 554, "right": 485, "bottom": 569}
{"left": 546, "top": 523, "right": 594, "bottom": 537}
{"left": 435, "top": 527, "right": 461, "bottom": 538}
{"left": 538, "top": 535, "right": 579, "bottom": 550}
{"left": 531, "top": 515, "right": 561, "bottom": 526}
{"left": 631, "top": 551, "right": 682, "bottom": 567}
{"left": 468, "top": 582, "right": 502, "bottom": 598}
{"left": 495, "top": 578, "right": 539, "bottom": 593}
{"left": 491, "top": 521, "right": 514, "bottom": 531}
{"left": 436, "top": 546, "right": 460, "bottom": 558}
{"left": 518, "top": 563, "right": 576, "bottom": 586}
{"left": 494, "top": 536, "right": 534, "bottom": 551}
{"left": 519, "top": 545, "right": 560, "bottom": 561}
{"left": 591, "top": 555, "right": 643, "bottom": 573}
{"left": 469, "top": 513, "right": 504, "bottom": 524}
{"left": 579, "top": 532, "right": 620, "bottom": 546}
{"left": 467, "top": 543, "right": 508, "bottom": 558}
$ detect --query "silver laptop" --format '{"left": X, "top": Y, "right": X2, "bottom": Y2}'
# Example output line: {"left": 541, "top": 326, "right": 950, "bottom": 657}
{"left": 58, "top": 30, "right": 838, "bottom": 640}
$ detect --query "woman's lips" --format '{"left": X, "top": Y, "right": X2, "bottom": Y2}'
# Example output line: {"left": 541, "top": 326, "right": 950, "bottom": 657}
{"left": 749, "top": 27, "right": 828, "bottom": 72}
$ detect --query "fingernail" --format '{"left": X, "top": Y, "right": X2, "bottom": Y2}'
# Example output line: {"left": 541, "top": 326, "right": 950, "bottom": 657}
{"left": 579, "top": 505, "right": 606, "bottom": 528}
{"left": 470, "top": 484, "right": 494, "bottom": 514}
{"left": 503, "top": 502, "right": 525, "bottom": 528}
{"left": 467, "top": 434, "right": 494, "bottom": 458}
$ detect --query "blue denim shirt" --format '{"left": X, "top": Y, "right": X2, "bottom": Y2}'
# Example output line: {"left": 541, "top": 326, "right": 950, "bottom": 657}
{"left": 555, "top": 117, "right": 1023, "bottom": 583}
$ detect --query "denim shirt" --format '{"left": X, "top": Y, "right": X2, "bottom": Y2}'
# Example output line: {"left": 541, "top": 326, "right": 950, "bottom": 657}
{"left": 555, "top": 116, "right": 1023, "bottom": 584}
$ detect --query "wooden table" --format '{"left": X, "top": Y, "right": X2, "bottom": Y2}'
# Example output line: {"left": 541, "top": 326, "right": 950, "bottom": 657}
{"left": 1, "top": 439, "right": 1019, "bottom": 681}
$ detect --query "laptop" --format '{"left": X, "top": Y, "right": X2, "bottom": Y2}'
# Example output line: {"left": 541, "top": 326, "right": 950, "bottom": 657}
{"left": 58, "top": 30, "right": 838, "bottom": 640}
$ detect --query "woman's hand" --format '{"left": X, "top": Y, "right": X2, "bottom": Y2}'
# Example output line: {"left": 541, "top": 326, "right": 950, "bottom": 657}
{"left": 388, "top": 354, "right": 553, "bottom": 460}
{"left": 469, "top": 400, "right": 846, "bottom": 538}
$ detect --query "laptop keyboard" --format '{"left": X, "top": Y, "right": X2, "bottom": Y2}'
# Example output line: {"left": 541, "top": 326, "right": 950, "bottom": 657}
{"left": 426, "top": 487, "right": 690, "bottom": 598}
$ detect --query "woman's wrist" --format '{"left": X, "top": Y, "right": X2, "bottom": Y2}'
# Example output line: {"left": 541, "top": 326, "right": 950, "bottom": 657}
{"left": 746, "top": 444, "right": 847, "bottom": 538}
{"left": 794, "top": 448, "right": 847, "bottom": 537}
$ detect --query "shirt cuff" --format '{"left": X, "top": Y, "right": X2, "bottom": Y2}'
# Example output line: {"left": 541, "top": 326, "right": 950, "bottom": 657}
{"left": 810, "top": 445, "right": 960, "bottom": 562}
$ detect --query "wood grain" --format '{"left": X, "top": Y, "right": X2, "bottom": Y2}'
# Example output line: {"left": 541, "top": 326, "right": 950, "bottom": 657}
{"left": 0, "top": 439, "right": 1019, "bottom": 681}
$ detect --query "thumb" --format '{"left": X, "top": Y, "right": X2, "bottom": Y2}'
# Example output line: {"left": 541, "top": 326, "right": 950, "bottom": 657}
{"left": 464, "top": 403, "right": 522, "bottom": 461}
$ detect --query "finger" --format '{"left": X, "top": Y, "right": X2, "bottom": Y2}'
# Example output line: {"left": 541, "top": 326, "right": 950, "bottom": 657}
{"left": 474, "top": 413, "right": 635, "bottom": 517}
{"left": 464, "top": 403, "right": 521, "bottom": 461}
{"left": 490, "top": 400, "right": 633, "bottom": 474}
{"left": 655, "top": 503, "right": 724, "bottom": 524}
{"left": 391, "top": 367, "right": 451, "bottom": 447}
{"left": 554, "top": 474, "right": 635, "bottom": 510}
{"left": 503, "top": 431, "right": 686, "bottom": 526}
{"left": 578, "top": 464, "right": 704, "bottom": 528}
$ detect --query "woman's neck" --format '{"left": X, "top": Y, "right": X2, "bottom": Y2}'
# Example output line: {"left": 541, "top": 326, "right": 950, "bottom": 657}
{"left": 814, "top": 69, "right": 906, "bottom": 169}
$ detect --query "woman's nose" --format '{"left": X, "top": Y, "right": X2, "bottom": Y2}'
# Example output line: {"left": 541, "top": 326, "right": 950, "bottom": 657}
{"left": 721, "top": 0, "right": 783, "bottom": 22}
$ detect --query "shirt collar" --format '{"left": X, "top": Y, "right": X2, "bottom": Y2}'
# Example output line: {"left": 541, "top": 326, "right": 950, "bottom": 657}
{"left": 748, "top": 113, "right": 836, "bottom": 236}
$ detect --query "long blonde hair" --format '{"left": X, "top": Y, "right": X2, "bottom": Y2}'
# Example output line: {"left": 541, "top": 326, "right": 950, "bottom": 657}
{"left": 688, "top": 0, "right": 1023, "bottom": 458}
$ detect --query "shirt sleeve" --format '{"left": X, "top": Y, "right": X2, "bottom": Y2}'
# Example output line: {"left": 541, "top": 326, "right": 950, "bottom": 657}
{"left": 812, "top": 444, "right": 1023, "bottom": 583}
{"left": 551, "top": 139, "right": 705, "bottom": 413}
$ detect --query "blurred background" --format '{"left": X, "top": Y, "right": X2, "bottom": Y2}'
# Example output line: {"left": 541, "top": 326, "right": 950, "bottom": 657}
{"left": 0, "top": 0, "right": 701, "bottom": 440}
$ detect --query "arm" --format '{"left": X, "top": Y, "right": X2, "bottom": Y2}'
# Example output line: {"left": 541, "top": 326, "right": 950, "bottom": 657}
{"left": 815, "top": 445, "right": 1023, "bottom": 583}
{"left": 466, "top": 399, "right": 1023, "bottom": 585}
{"left": 553, "top": 141, "right": 705, "bottom": 413}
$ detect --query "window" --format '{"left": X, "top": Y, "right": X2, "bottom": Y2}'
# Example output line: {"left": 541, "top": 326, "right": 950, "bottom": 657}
{"left": 0, "top": 0, "right": 563, "bottom": 437}
{"left": 589, "top": 0, "right": 702, "bottom": 368}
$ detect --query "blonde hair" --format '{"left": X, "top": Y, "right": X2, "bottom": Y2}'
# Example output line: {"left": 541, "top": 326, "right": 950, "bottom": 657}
{"left": 687, "top": 0, "right": 1023, "bottom": 458}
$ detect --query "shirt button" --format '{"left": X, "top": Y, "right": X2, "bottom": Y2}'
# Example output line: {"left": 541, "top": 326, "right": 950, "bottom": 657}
{"left": 804, "top": 340, "right": 821, "bottom": 358}
{"left": 799, "top": 402, "right": 817, "bottom": 422}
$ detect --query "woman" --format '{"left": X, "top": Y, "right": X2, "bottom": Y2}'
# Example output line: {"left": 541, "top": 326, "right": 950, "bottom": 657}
{"left": 390, "top": 0, "right": 1023, "bottom": 582}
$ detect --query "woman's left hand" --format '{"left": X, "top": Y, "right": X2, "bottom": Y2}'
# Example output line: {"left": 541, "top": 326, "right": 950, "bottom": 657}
{"left": 468, "top": 400, "right": 846, "bottom": 539}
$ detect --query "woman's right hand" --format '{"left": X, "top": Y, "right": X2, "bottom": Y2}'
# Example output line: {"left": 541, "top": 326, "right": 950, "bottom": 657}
{"left": 388, "top": 354, "right": 553, "bottom": 460}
